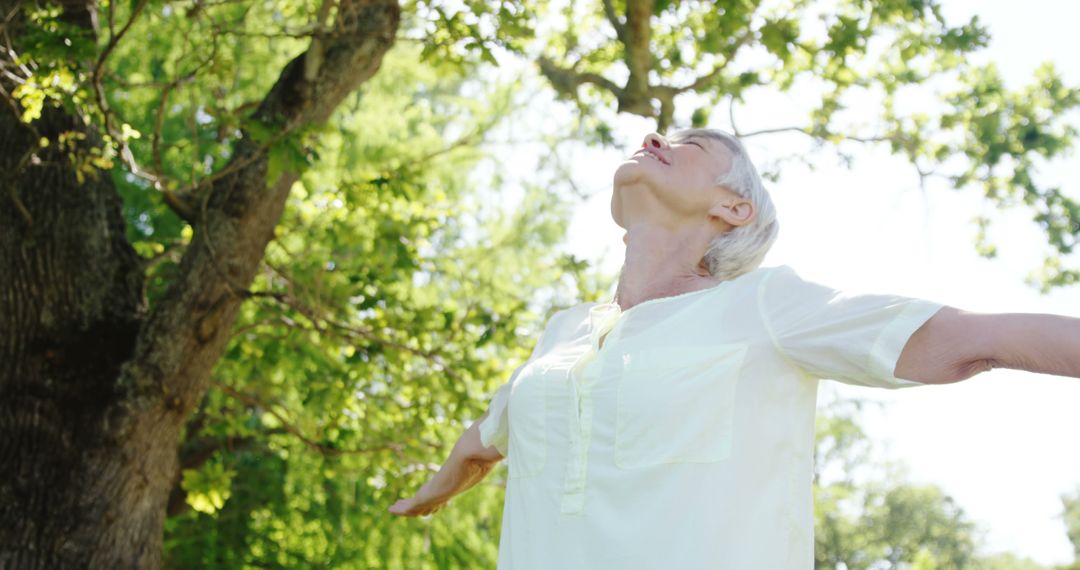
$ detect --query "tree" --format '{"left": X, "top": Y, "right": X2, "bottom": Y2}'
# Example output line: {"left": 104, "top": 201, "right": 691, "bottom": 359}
{"left": 813, "top": 396, "right": 980, "bottom": 569}
{"left": 975, "top": 552, "right": 1053, "bottom": 570}
{"left": 159, "top": 47, "right": 605, "bottom": 567}
{"left": 1058, "top": 486, "right": 1080, "bottom": 570}
{"left": 0, "top": 0, "right": 399, "bottom": 565}
{"left": 1, "top": 0, "right": 610, "bottom": 564}
{"left": 534, "top": 0, "right": 1080, "bottom": 292}
{"left": 813, "top": 395, "right": 1080, "bottom": 570}
{"left": 5, "top": 0, "right": 1078, "bottom": 566}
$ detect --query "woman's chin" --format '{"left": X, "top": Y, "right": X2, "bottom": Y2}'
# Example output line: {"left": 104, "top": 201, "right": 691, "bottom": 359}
{"left": 613, "top": 162, "right": 649, "bottom": 187}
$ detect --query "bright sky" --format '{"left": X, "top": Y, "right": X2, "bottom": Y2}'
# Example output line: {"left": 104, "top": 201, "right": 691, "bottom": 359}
{"left": 478, "top": 0, "right": 1080, "bottom": 564}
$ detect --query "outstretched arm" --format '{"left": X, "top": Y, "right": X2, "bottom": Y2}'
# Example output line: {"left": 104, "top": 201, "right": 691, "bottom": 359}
{"left": 894, "top": 306, "right": 1080, "bottom": 384}
{"left": 388, "top": 411, "right": 504, "bottom": 517}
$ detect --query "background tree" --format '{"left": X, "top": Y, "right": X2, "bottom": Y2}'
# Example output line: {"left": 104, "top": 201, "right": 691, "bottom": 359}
{"left": 0, "top": 0, "right": 403, "bottom": 564}
{"left": 813, "top": 395, "right": 1079, "bottom": 570}
{"left": 1057, "top": 487, "right": 1080, "bottom": 570}
{"left": 157, "top": 44, "right": 608, "bottom": 568}
{"left": 0, "top": 0, "right": 602, "bottom": 566}
{"left": 4, "top": 0, "right": 1079, "bottom": 567}
{"left": 534, "top": 0, "right": 1080, "bottom": 292}
{"left": 813, "top": 396, "right": 980, "bottom": 569}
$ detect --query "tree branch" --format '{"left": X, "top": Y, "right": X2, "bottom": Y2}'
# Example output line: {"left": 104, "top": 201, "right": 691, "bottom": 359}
{"left": 655, "top": 85, "right": 676, "bottom": 133}
{"left": 536, "top": 1, "right": 767, "bottom": 130}
{"left": 248, "top": 259, "right": 468, "bottom": 383}
{"left": 620, "top": 0, "right": 654, "bottom": 116}
{"left": 90, "top": 0, "right": 165, "bottom": 191}
{"left": 537, "top": 56, "right": 622, "bottom": 101}
{"left": 601, "top": 0, "right": 627, "bottom": 44}
{"left": 676, "top": 28, "right": 757, "bottom": 94}
{"left": 736, "top": 125, "right": 813, "bottom": 138}
{"left": 210, "top": 380, "right": 419, "bottom": 457}
{"left": 148, "top": 34, "right": 220, "bottom": 179}
{"left": 118, "top": 0, "right": 401, "bottom": 437}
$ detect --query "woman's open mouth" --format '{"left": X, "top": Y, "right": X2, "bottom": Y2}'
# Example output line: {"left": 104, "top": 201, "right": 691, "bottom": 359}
{"left": 633, "top": 148, "right": 669, "bottom": 165}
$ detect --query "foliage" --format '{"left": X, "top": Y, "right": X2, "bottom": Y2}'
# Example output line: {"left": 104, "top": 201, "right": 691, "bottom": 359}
{"left": 50, "top": 1, "right": 610, "bottom": 567}
{"left": 814, "top": 397, "right": 978, "bottom": 569}
{"left": 0, "top": 0, "right": 592, "bottom": 565}
{"left": 6, "top": 0, "right": 1079, "bottom": 566}
{"left": 535, "top": 0, "right": 1080, "bottom": 292}
{"left": 1063, "top": 486, "right": 1080, "bottom": 566}
{"left": 6, "top": 0, "right": 606, "bottom": 564}
{"left": 975, "top": 552, "right": 1057, "bottom": 570}
{"left": 150, "top": 46, "right": 604, "bottom": 570}
{"left": 813, "top": 395, "right": 1079, "bottom": 570}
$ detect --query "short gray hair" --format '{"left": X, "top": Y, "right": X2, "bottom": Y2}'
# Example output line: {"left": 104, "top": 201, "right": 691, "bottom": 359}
{"left": 668, "top": 127, "right": 780, "bottom": 282}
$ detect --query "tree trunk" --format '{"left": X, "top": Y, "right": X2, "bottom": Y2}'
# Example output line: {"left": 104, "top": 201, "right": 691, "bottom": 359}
{"left": 0, "top": 1, "right": 400, "bottom": 567}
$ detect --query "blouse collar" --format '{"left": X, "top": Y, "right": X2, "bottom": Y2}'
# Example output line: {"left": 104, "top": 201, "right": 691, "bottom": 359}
{"left": 588, "top": 303, "right": 622, "bottom": 351}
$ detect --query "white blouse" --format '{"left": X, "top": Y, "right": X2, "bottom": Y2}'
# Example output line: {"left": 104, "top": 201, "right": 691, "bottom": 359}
{"left": 478, "top": 264, "right": 947, "bottom": 569}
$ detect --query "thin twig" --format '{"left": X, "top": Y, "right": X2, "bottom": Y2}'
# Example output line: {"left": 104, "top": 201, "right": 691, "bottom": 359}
{"left": 676, "top": 28, "right": 757, "bottom": 94}
{"left": 251, "top": 260, "right": 466, "bottom": 383}
{"left": 211, "top": 379, "right": 423, "bottom": 457}
{"left": 601, "top": 0, "right": 627, "bottom": 44}
{"left": 90, "top": 0, "right": 166, "bottom": 190}
{"left": 5, "top": 147, "right": 34, "bottom": 227}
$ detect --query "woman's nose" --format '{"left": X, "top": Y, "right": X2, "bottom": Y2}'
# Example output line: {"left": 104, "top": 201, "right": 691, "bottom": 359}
{"left": 641, "top": 133, "right": 668, "bottom": 150}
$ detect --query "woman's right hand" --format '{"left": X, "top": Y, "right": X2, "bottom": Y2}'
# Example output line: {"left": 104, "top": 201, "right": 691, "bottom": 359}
{"left": 387, "top": 423, "right": 499, "bottom": 517}
{"left": 387, "top": 482, "right": 451, "bottom": 517}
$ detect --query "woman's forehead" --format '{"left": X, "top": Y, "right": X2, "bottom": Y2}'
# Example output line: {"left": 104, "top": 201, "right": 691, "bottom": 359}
{"left": 672, "top": 130, "right": 709, "bottom": 143}
{"left": 671, "top": 132, "right": 722, "bottom": 155}
{"left": 671, "top": 131, "right": 704, "bottom": 142}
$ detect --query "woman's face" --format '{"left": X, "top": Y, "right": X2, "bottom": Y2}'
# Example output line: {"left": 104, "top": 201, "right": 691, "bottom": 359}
{"left": 611, "top": 131, "right": 749, "bottom": 233}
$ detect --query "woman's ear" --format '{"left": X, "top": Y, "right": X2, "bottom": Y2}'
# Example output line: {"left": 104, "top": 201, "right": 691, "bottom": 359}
{"left": 710, "top": 198, "right": 755, "bottom": 228}
{"left": 731, "top": 200, "right": 755, "bottom": 225}
{"left": 696, "top": 257, "right": 711, "bottom": 275}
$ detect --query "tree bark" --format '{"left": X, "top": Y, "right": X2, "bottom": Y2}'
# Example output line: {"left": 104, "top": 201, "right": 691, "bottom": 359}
{"left": 620, "top": 0, "right": 654, "bottom": 116}
{"left": 536, "top": 0, "right": 758, "bottom": 132}
{"left": 0, "top": 0, "right": 400, "bottom": 567}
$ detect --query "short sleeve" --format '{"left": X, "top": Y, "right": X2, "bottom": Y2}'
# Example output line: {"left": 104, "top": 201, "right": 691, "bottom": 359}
{"left": 758, "top": 264, "right": 947, "bottom": 389}
{"left": 477, "top": 310, "right": 561, "bottom": 457}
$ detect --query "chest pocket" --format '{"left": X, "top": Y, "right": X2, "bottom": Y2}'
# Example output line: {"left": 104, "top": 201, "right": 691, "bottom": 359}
{"left": 506, "top": 360, "right": 549, "bottom": 479}
{"left": 614, "top": 343, "right": 749, "bottom": 469}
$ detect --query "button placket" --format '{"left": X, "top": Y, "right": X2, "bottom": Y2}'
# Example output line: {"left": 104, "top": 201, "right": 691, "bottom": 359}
{"left": 560, "top": 303, "right": 621, "bottom": 515}
{"left": 560, "top": 358, "right": 594, "bottom": 514}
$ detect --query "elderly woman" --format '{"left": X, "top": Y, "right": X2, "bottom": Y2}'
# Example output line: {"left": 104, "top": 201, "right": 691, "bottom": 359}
{"left": 389, "top": 128, "right": 1080, "bottom": 568}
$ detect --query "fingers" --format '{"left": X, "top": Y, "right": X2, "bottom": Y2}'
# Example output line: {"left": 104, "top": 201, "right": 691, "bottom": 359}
{"left": 387, "top": 499, "right": 408, "bottom": 515}
{"left": 388, "top": 497, "right": 448, "bottom": 517}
